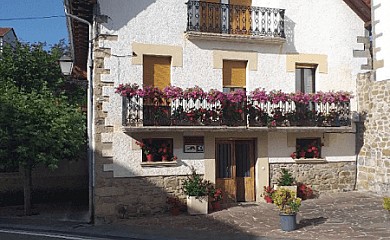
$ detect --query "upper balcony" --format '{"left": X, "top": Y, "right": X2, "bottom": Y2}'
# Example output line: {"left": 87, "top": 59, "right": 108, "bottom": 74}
{"left": 185, "top": 0, "right": 286, "bottom": 44}
{"left": 117, "top": 85, "right": 353, "bottom": 133}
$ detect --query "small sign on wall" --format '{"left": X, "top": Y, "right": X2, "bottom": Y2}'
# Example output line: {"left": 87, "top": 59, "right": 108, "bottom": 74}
{"left": 183, "top": 136, "right": 204, "bottom": 153}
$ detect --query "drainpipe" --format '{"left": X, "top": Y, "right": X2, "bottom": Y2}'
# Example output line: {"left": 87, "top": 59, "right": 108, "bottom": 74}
{"left": 64, "top": 2, "right": 95, "bottom": 223}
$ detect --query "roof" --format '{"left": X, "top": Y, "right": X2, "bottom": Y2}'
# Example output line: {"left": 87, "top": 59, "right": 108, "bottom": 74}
{"left": 0, "top": 28, "right": 12, "bottom": 37}
{"left": 343, "top": 0, "right": 371, "bottom": 25}
{"left": 65, "top": 0, "right": 95, "bottom": 79}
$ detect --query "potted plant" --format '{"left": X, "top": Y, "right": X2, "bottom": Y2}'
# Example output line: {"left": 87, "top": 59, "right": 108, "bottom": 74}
{"left": 182, "top": 167, "right": 210, "bottom": 215}
{"left": 297, "top": 183, "right": 314, "bottom": 200}
{"left": 263, "top": 186, "right": 275, "bottom": 203}
{"left": 273, "top": 188, "right": 302, "bottom": 231}
{"left": 209, "top": 187, "right": 223, "bottom": 211}
{"left": 158, "top": 144, "right": 171, "bottom": 161}
{"left": 135, "top": 140, "right": 155, "bottom": 162}
{"left": 275, "top": 168, "right": 297, "bottom": 194}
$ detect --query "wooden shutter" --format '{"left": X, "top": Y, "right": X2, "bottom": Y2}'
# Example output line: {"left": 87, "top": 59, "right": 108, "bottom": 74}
{"left": 200, "top": 0, "right": 221, "bottom": 33}
{"left": 229, "top": 0, "right": 252, "bottom": 34}
{"left": 143, "top": 55, "right": 171, "bottom": 89}
{"left": 223, "top": 60, "right": 247, "bottom": 88}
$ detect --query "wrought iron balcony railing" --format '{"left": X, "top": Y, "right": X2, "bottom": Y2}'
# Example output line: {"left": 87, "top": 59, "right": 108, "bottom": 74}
{"left": 186, "top": 0, "right": 285, "bottom": 38}
{"left": 123, "top": 96, "right": 351, "bottom": 128}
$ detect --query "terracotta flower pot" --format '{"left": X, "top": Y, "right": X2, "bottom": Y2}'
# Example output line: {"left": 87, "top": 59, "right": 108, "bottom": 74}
{"left": 146, "top": 154, "right": 154, "bottom": 162}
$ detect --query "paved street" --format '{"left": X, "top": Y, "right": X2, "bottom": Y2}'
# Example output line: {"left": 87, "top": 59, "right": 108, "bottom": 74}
{"left": 0, "top": 191, "right": 389, "bottom": 240}
{"left": 0, "top": 229, "right": 100, "bottom": 240}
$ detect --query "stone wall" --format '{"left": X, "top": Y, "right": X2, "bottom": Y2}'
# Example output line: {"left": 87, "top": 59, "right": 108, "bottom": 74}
{"left": 0, "top": 158, "right": 88, "bottom": 206}
{"left": 95, "top": 175, "right": 187, "bottom": 223}
{"left": 270, "top": 162, "right": 356, "bottom": 192}
{"left": 356, "top": 72, "right": 390, "bottom": 194}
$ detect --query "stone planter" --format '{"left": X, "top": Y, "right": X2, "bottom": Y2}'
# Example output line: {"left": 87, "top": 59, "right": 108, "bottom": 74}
{"left": 187, "top": 196, "right": 208, "bottom": 215}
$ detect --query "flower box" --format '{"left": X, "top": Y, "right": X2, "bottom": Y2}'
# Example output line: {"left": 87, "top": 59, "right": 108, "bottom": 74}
{"left": 187, "top": 196, "right": 208, "bottom": 215}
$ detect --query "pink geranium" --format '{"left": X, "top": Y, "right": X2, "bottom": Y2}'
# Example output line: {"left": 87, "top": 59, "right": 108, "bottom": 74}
{"left": 249, "top": 88, "right": 268, "bottom": 103}
{"left": 163, "top": 85, "right": 184, "bottom": 100}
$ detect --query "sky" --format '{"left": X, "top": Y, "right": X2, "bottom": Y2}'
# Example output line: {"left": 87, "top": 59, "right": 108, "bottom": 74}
{"left": 0, "top": 0, "right": 68, "bottom": 47}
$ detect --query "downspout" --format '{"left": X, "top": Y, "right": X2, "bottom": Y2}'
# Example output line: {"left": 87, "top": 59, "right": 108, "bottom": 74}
{"left": 64, "top": 1, "right": 95, "bottom": 223}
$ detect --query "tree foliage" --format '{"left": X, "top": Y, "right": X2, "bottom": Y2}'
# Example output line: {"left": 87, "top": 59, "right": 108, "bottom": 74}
{"left": 0, "top": 85, "right": 85, "bottom": 170}
{"left": 0, "top": 41, "right": 86, "bottom": 214}
{"left": 0, "top": 41, "right": 85, "bottom": 105}
{"left": 0, "top": 41, "right": 85, "bottom": 169}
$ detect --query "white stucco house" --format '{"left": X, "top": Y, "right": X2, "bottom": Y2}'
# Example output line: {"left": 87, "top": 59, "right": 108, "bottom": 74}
{"left": 0, "top": 28, "right": 17, "bottom": 51}
{"left": 65, "top": 0, "right": 373, "bottom": 222}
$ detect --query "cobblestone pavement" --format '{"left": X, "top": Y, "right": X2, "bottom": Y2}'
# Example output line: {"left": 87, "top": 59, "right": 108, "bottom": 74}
{"left": 0, "top": 191, "right": 389, "bottom": 240}
{"left": 118, "top": 191, "right": 390, "bottom": 239}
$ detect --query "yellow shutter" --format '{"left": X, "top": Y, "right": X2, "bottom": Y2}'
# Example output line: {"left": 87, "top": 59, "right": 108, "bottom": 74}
{"left": 143, "top": 55, "right": 171, "bottom": 90}
{"left": 229, "top": 0, "right": 252, "bottom": 34}
{"left": 223, "top": 60, "right": 247, "bottom": 88}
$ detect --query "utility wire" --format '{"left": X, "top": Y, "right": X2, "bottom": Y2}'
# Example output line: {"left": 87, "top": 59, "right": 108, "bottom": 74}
{"left": 0, "top": 15, "right": 65, "bottom": 21}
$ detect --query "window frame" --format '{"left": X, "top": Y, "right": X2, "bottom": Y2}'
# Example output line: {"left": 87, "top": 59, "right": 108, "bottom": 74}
{"left": 295, "top": 64, "right": 317, "bottom": 94}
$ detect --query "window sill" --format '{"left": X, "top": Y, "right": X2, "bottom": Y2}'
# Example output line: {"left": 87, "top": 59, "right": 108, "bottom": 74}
{"left": 294, "top": 158, "right": 327, "bottom": 164}
{"left": 141, "top": 161, "right": 178, "bottom": 167}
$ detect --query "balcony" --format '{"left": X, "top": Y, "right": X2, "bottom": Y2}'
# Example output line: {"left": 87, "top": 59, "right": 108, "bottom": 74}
{"left": 118, "top": 85, "right": 353, "bottom": 133}
{"left": 185, "top": 0, "right": 286, "bottom": 44}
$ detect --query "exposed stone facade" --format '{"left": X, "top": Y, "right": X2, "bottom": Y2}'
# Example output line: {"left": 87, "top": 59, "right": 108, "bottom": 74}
{"left": 270, "top": 162, "right": 356, "bottom": 192}
{"left": 356, "top": 72, "right": 390, "bottom": 194}
{"left": 95, "top": 175, "right": 187, "bottom": 223}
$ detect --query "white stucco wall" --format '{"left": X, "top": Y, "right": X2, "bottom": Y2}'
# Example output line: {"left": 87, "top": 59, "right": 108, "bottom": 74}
{"left": 373, "top": 0, "right": 390, "bottom": 81}
{"left": 96, "top": 0, "right": 365, "bottom": 178}
{"left": 268, "top": 132, "right": 356, "bottom": 163}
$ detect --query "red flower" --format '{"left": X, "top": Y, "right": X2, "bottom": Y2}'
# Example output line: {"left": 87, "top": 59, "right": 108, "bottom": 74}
{"left": 290, "top": 152, "right": 297, "bottom": 159}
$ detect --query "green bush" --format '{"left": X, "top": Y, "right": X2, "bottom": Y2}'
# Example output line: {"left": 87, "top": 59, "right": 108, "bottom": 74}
{"left": 273, "top": 188, "right": 301, "bottom": 214}
{"left": 277, "top": 168, "right": 295, "bottom": 186}
{"left": 182, "top": 167, "right": 210, "bottom": 197}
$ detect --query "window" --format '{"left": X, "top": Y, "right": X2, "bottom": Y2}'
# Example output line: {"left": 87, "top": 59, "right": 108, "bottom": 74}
{"left": 139, "top": 138, "right": 174, "bottom": 162}
{"left": 143, "top": 55, "right": 171, "bottom": 89}
{"left": 142, "top": 55, "right": 172, "bottom": 125}
{"left": 295, "top": 64, "right": 317, "bottom": 93}
{"left": 296, "top": 138, "right": 322, "bottom": 159}
{"left": 223, "top": 60, "right": 247, "bottom": 92}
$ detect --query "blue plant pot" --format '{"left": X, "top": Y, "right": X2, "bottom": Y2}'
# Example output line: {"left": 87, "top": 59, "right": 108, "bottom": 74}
{"left": 279, "top": 213, "right": 297, "bottom": 231}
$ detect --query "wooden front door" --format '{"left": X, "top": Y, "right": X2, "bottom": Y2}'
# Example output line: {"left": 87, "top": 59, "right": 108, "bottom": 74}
{"left": 216, "top": 140, "right": 255, "bottom": 202}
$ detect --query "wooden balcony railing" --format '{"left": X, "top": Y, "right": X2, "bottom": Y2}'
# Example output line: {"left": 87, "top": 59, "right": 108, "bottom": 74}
{"left": 186, "top": 0, "right": 285, "bottom": 38}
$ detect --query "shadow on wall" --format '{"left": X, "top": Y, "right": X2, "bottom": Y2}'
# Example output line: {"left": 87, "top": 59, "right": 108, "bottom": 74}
{"left": 355, "top": 112, "right": 366, "bottom": 156}
{"left": 283, "top": 16, "right": 297, "bottom": 54}
{"left": 94, "top": 151, "right": 262, "bottom": 239}
{"left": 97, "top": 0, "right": 157, "bottom": 32}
